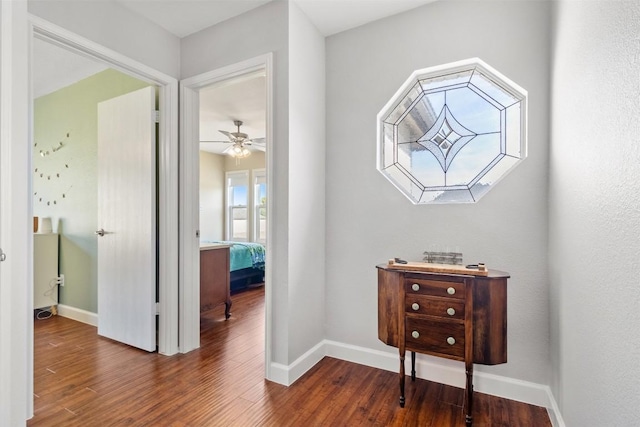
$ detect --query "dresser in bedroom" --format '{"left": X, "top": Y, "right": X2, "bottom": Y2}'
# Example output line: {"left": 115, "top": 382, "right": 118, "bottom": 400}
{"left": 377, "top": 262, "right": 509, "bottom": 426}
{"left": 200, "top": 243, "right": 231, "bottom": 319}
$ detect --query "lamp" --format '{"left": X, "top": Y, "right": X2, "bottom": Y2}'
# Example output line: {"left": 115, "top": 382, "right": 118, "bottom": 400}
{"left": 228, "top": 143, "right": 251, "bottom": 159}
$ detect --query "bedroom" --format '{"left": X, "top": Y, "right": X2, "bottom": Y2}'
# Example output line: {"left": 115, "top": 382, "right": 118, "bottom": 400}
{"left": 198, "top": 69, "right": 268, "bottom": 319}
{"left": 31, "top": 37, "right": 157, "bottom": 326}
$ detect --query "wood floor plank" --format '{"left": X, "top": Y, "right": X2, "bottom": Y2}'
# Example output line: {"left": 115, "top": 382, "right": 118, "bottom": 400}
{"left": 29, "top": 285, "right": 552, "bottom": 426}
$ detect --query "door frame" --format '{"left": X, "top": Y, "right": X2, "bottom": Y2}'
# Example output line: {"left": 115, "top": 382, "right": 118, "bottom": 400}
{"left": 29, "top": 16, "right": 179, "bottom": 356}
{"left": 179, "top": 54, "right": 274, "bottom": 377}
{"left": 0, "top": 1, "right": 31, "bottom": 424}
{"left": 1, "top": 10, "right": 179, "bottom": 423}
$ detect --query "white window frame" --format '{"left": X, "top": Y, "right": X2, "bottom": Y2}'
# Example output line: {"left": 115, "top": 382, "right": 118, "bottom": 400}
{"left": 377, "top": 57, "right": 528, "bottom": 204}
{"left": 252, "top": 168, "right": 267, "bottom": 244}
{"left": 225, "top": 170, "right": 249, "bottom": 242}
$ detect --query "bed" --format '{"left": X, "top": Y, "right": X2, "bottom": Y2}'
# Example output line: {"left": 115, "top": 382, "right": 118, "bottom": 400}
{"left": 205, "top": 241, "right": 265, "bottom": 293}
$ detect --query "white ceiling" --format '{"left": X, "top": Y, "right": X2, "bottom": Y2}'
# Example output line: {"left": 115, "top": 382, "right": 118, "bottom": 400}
{"left": 33, "top": 38, "right": 108, "bottom": 99}
{"left": 199, "top": 71, "right": 266, "bottom": 154}
{"left": 115, "top": 0, "right": 437, "bottom": 38}
{"left": 34, "top": 0, "right": 437, "bottom": 155}
{"left": 294, "top": 0, "right": 437, "bottom": 36}
{"left": 116, "top": 0, "right": 273, "bottom": 38}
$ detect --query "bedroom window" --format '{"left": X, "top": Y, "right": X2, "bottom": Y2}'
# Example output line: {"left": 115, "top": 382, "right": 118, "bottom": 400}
{"left": 226, "top": 171, "right": 249, "bottom": 241}
{"left": 377, "top": 58, "right": 528, "bottom": 204}
{"left": 253, "top": 169, "right": 267, "bottom": 244}
{"left": 226, "top": 169, "right": 266, "bottom": 243}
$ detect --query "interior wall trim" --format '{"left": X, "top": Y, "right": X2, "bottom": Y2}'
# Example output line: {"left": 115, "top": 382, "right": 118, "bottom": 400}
{"left": 0, "top": 2, "right": 31, "bottom": 423}
{"left": 275, "top": 339, "right": 566, "bottom": 426}
{"left": 56, "top": 304, "right": 98, "bottom": 327}
{"left": 268, "top": 340, "right": 325, "bottom": 386}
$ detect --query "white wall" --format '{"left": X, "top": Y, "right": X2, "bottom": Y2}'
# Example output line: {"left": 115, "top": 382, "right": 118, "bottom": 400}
{"left": 199, "top": 151, "right": 224, "bottom": 241}
{"left": 224, "top": 150, "right": 266, "bottom": 172}
{"left": 549, "top": 1, "right": 640, "bottom": 425}
{"left": 288, "top": 1, "right": 326, "bottom": 363}
{"left": 325, "top": 0, "right": 552, "bottom": 385}
{"left": 28, "top": 0, "right": 180, "bottom": 78}
{"left": 181, "top": 0, "right": 292, "bottom": 366}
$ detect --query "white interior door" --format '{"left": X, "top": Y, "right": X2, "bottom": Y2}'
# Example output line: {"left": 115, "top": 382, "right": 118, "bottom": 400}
{"left": 97, "top": 86, "right": 156, "bottom": 352}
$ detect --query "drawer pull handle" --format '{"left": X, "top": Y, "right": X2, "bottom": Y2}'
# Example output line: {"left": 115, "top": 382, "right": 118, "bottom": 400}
{"left": 411, "top": 303, "right": 420, "bottom": 311}
{"left": 412, "top": 331, "right": 420, "bottom": 339}
{"left": 447, "top": 307, "right": 456, "bottom": 316}
{"left": 447, "top": 287, "right": 456, "bottom": 295}
{"left": 412, "top": 283, "right": 420, "bottom": 291}
{"left": 447, "top": 337, "right": 456, "bottom": 345}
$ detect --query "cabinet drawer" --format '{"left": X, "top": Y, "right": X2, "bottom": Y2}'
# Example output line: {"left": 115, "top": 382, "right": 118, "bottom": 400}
{"left": 405, "top": 295, "right": 465, "bottom": 320}
{"left": 405, "top": 317, "right": 465, "bottom": 358}
{"left": 405, "top": 276, "right": 465, "bottom": 299}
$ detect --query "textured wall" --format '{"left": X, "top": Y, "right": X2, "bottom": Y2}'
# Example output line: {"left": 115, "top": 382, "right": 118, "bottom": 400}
{"left": 288, "top": 0, "right": 326, "bottom": 363}
{"left": 34, "top": 69, "right": 150, "bottom": 313}
{"left": 549, "top": 1, "right": 640, "bottom": 425}
{"left": 325, "top": 0, "right": 552, "bottom": 384}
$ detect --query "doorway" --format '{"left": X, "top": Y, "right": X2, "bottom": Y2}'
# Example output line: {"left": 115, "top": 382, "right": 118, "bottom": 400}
{"left": 32, "top": 38, "right": 155, "bottom": 334}
{"left": 30, "top": 17, "right": 179, "bottom": 356}
{"left": 198, "top": 70, "right": 267, "bottom": 329}
{"left": 179, "top": 54, "right": 274, "bottom": 378}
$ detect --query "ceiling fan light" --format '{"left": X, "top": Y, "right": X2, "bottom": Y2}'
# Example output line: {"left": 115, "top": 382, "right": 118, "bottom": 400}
{"left": 228, "top": 143, "right": 251, "bottom": 158}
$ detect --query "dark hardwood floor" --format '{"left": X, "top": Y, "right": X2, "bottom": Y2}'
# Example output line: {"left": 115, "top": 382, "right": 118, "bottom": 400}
{"left": 29, "top": 286, "right": 551, "bottom": 426}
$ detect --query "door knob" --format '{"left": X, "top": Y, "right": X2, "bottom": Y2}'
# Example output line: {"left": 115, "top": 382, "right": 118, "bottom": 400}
{"left": 95, "top": 229, "right": 106, "bottom": 237}
{"left": 0, "top": 249, "right": 6, "bottom": 262}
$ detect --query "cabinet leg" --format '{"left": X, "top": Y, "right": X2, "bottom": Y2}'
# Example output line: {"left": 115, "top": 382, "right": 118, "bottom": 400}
{"left": 399, "top": 352, "right": 405, "bottom": 408}
{"left": 465, "top": 362, "right": 474, "bottom": 426}
{"left": 224, "top": 300, "right": 232, "bottom": 320}
{"left": 411, "top": 351, "right": 416, "bottom": 381}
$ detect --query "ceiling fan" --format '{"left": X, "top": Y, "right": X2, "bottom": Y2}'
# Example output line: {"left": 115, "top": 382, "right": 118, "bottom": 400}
{"left": 200, "top": 120, "right": 265, "bottom": 158}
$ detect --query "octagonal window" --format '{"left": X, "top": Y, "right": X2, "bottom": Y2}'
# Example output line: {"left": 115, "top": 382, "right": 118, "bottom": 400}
{"left": 377, "top": 58, "right": 527, "bottom": 204}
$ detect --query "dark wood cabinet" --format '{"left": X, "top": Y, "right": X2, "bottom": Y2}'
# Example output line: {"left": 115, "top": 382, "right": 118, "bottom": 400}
{"left": 200, "top": 244, "right": 231, "bottom": 319}
{"left": 377, "top": 265, "right": 509, "bottom": 426}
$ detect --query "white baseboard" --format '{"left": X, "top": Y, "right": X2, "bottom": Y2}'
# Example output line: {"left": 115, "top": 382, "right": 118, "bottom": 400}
{"left": 271, "top": 339, "right": 565, "bottom": 425}
{"left": 268, "top": 340, "right": 326, "bottom": 386}
{"left": 57, "top": 304, "right": 98, "bottom": 327}
{"left": 547, "top": 390, "right": 566, "bottom": 427}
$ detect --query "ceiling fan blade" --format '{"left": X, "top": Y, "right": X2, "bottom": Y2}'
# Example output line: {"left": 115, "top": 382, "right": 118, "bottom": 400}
{"left": 199, "top": 140, "right": 232, "bottom": 143}
{"left": 218, "top": 130, "right": 234, "bottom": 140}
{"left": 246, "top": 144, "right": 266, "bottom": 153}
{"left": 247, "top": 137, "right": 265, "bottom": 145}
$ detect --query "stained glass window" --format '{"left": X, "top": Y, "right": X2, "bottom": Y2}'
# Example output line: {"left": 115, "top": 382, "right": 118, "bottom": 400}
{"left": 377, "top": 59, "right": 527, "bottom": 204}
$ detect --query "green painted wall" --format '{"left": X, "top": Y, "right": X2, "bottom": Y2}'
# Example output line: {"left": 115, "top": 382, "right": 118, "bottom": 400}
{"left": 34, "top": 69, "right": 151, "bottom": 313}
